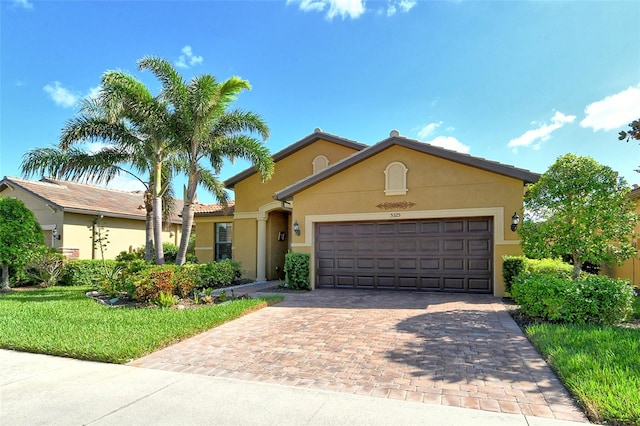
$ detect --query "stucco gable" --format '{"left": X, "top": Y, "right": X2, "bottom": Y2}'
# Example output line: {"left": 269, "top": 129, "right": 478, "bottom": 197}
{"left": 224, "top": 130, "right": 367, "bottom": 189}
{"left": 274, "top": 135, "right": 540, "bottom": 201}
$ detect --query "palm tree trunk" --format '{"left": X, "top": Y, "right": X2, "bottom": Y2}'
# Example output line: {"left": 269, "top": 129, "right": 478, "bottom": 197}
{"left": 176, "top": 171, "right": 198, "bottom": 265}
{"left": 153, "top": 196, "right": 164, "bottom": 264}
{"left": 153, "top": 162, "right": 164, "bottom": 264}
{"left": 176, "top": 202, "right": 195, "bottom": 265}
{"left": 143, "top": 190, "right": 153, "bottom": 261}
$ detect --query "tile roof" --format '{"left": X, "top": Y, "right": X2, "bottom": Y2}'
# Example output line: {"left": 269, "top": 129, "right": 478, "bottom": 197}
{"left": 274, "top": 134, "right": 541, "bottom": 201}
{"left": 0, "top": 176, "right": 182, "bottom": 223}
{"left": 194, "top": 200, "right": 235, "bottom": 216}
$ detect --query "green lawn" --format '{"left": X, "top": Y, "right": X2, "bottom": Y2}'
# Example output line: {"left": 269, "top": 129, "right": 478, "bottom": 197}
{"left": 0, "top": 286, "right": 283, "bottom": 364}
{"left": 525, "top": 321, "right": 640, "bottom": 426}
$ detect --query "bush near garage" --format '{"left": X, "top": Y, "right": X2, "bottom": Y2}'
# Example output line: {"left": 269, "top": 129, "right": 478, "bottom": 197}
{"left": 284, "top": 252, "right": 310, "bottom": 290}
{"left": 512, "top": 272, "right": 634, "bottom": 324}
{"left": 503, "top": 257, "right": 574, "bottom": 294}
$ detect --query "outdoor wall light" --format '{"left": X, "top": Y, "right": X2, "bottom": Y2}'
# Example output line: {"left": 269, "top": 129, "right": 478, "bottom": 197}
{"left": 293, "top": 220, "right": 301, "bottom": 236}
{"left": 510, "top": 212, "right": 520, "bottom": 232}
{"left": 52, "top": 225, "right": 61, "bottom": 241}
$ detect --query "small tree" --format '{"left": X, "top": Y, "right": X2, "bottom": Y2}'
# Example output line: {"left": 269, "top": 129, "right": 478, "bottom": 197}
{"left": 519, "top": 154, "right": 638, "bottom": 279}
{"left": 0, "top": 197, "right": 44, "bottom": 289}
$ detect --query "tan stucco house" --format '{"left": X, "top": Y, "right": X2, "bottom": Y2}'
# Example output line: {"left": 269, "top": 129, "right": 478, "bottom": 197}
{"left": 0, "top": 176, "right": 182, "bottom": 260}
{"left": 195, "top": 130, "right": 540, "bottom": 297}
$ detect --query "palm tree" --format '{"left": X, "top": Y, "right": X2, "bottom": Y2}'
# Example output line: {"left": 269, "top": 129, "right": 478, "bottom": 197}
{"left": 137, "top": 56, "right": 274, "bottom": 265}
{"left": 21, "top": 70, "right": 175, "bottom": 263}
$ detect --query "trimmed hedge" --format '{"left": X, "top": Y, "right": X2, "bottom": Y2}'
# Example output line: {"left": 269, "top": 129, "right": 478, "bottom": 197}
{"left": 502, "top": 256, "right": 574, "bottom": 294}
{"left": 284, "top": 252, "right": 310, "bottom": 290}
{"left": 502, "top": 256, "right": 525, "bottom": 293}
{"left": 512, "top": 273, "right": 634, "bottom": 324}
{"left": 59, "top": 259, "right": 119, "bottom": 286}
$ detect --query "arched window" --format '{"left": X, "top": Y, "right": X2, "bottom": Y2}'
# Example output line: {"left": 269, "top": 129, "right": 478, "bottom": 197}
{"left": 384, "top": 162, "right": 408, "bottom": 195}
{"left": 312, "top": 155, "right": 329, "bottom": 174}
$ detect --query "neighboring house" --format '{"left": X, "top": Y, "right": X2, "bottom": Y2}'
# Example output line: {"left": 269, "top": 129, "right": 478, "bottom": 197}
{"left": 0, "top": 176, "right": 183, "bottom": 260}
{"left": 195, "top": 129, "right": 540, "bottom": 296}
{"left": 603, "top": 186, "right": 640, "bottom": 288}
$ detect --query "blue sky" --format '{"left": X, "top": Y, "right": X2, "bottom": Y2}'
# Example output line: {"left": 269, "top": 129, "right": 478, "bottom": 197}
{"left": 1, "top": 0, "right": 639, "bottom": 205}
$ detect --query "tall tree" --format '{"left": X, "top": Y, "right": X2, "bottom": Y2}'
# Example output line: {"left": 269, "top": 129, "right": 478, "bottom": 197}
{"left": 519, "top": 153, "right": 638, "bottom": 279}
{"left": 137, "top": 56, "right": 274, "bottom": 265}
{"left": 0, "top": 197, "right": 44, "bottom": 290}
{"left": 21, "top": 70, "right": 175, "bottom": 263}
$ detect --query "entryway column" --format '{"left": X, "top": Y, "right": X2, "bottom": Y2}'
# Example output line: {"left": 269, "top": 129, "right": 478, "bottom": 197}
{"left": 256, "top": 217, "right": 267, "bottom": 282}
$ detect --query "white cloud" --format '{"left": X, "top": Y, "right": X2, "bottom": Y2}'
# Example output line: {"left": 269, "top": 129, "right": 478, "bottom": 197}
{"left": 426, "top": 136, "right": 470, "bottom": 154}
{"left": 87, "top": 86, "right": 101, "bottom": 100}
{"left": 85, "top": 142, "right": 115, "bottom": 154}
{"left": 398, "top": 0, "right": 416, "bottom": 12}
{"left": 175, "top": 45, "right": 204, "bottom": 68}
{"left": 13, "top": 0, "right": 33, "bottom": 9}
{"left": 288, "top": 0, "right": 365, "bottom": 20}
{"left": 580, "top": 85, "right": 640, "bottom": 132}
{"left": 43, "top": 82, "right": 80, "bottom": 108}
{"left": 103, "top": 175, "right": 147, "bottom": 193}
{"left": 416, "top": 121, "right": 442, "bottom": 139}
{"left": 508, "top": 111, "right": 576, "bottom": 152}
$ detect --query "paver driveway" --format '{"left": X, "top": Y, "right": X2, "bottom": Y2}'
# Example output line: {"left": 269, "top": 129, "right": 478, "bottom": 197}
{"left": 130, "top": 289, "right": 588, "bottom": 423}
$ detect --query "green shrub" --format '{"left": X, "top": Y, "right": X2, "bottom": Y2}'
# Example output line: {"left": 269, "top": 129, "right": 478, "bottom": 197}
{"left": 524, "top": 258, "right": 573, "bottom": 278}
{"left": 60, "top": 259, "right": 118, "bottom": 286}
{"left": 152, "top": 291, "right": 178, "bottom": 309}
{"left": 512, "top": 273, "right": 634, "bottom": 324}
{"left": 115, "top": 248, "right": 144, "bottom": 262}
{"left": 502, "top": 256, "right": 525, "bottom": 294}
{"left": 284, "top": 252, "right": 310, "bottom": 290}
{"left": 162, "top": 243, "right": 179, "bottom": 263}
{"left": 197, "top": 260, "right": 237, "bottom": 288}
{"left": 130, "top": 266, "right": 177, "bottom": 302}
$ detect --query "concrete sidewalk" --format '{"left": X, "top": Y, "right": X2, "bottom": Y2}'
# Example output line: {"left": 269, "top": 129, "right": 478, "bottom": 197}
{"left": 1, "top": 350, "right": 589, "bottom": 426}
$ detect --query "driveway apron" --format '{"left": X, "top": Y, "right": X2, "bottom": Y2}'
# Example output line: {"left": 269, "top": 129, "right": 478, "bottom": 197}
{"left": 129, "top": 289, "right": 588, "bottom": 423}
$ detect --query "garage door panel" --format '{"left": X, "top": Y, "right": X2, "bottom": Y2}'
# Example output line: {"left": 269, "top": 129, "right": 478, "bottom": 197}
{"left": 336, "top": 276, "right": 355, "bottom": 287}
{"left": 444, "top": 239, "right": 465, "bottom": 252}
{"left": 337, "top": 258, "right": 355, "bottom": 269}
{"left": 377, "top": 276, "right": 397, "bottom": 288}
{"left": 469, "top": 278, "right": 491, "bottom": 291}
{"left": 468, "top": 259, "right": 490, "bottom": 271}
{"left": 420, "top": 239, "right": 440, "bottom": 251}
{"left": 444, "top": 277, "right": 465, "bottom": 290}
{"left": 420, "top": 258, "right": 440, "bottom": 270}
{"left": 420, "top": 277, "right": 441, "bottom": 289}
{"left": 398, "top": 258, "right": 418, "bottom": 269}
{"left": 319, "top": 258, "right": 335, "bottom": 269}
{"left": 469, "top": 219, "right": 491, "bottom": 232}
{"left": 377, "top": 258, "right": 396, "bottom": 269}
{"left": 444, "top": 221, "right": 464, "bottom": 233}
{"left": 316, "top": 218, "right": 492, "bottom": 293}
{"left": 444, "top": 258, "right": 465, "bottom": 270}
{"left": 398, "top": 277, "right": 419, "bottom": 288}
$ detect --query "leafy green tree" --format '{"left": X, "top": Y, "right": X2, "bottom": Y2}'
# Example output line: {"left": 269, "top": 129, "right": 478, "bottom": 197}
{"left": 21, "top": 70, "right": 176, "bottom": 264}
{"left": 0, "top": 197, "right": 44, "bottom": 290}
{"left": 519, "top": 154, "right": 638, "bottom": 279}
{"left": 137, "top": 56, "right": 275, "bottom": 265}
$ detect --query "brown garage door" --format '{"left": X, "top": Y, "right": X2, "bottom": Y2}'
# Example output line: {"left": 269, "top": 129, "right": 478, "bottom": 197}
{"left": 315, "top": 218, "right": 493, "bottom": 293}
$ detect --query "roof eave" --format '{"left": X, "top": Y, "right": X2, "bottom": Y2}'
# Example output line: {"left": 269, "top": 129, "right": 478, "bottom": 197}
{"left": 224, "top": 131, "right": 367, "bottom": 189}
